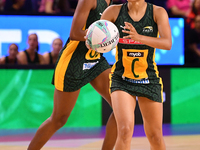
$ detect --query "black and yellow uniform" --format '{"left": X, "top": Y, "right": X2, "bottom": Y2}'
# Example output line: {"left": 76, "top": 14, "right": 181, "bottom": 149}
{"left": 110, "top": 3, "right": 163, "bottom": 102}
{"left": 52, "top": 0, "right": 112, "bottom": 92}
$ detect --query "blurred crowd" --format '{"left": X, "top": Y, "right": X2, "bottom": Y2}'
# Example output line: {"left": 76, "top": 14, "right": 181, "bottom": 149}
{"left": 0, "top": 0, "right": 200, "bottom": 65}
{"left": 0, "top": 0, "right": 76, "bottom": 15}
{"left": 0, "top": 34, "right": 63, "bottom": 65}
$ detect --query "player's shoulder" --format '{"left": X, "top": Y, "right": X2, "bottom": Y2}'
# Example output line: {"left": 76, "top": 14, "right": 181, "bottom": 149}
{"left": 104, "top": 4, "right": 123, "bottom": 15}
{"left": 108, "top": 4, "right": 123, "bottom": 10}
{"left": 78, "top": 0, "right": 96, "bottom": 8}
{"left": 153, "top": 4, "right": 168, "bottom": 20}
{"left": 153, "top": 5, "right": 167, "bottom": 14}
{"left": 101, "top": 4, "right": 122, "bottom": 22}
{"left": 153, "top": 5, "right": 169, "bottom": 22}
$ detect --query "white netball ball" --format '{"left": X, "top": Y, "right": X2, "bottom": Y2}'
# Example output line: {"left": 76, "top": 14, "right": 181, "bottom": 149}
{"left": 86, "top": 20, "right": 119, "bottom": 53}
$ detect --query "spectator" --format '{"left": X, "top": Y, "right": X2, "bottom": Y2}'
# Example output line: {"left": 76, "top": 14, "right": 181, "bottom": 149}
{"left": 31, "top": 0, "right": 41, "bottom": 13}
{"left": 4, "top": 0, "right": 33, "bottom": 13}
{"left": 0, "top": 0, "right": 5, "bottom": 12}
{"left": 185, "top": 15, "right": 200, "bottom": 65}
{"left": 166, "top": 0, "right": 193, "bottom": 17}
{"left": 38, "top": 0, "right": 74, "bottom": 15}
{"left": 58, "top": 0, "right": 74, "bottom": 15}
{"left": 0, "top": 43, "right": 19, "bottom": 64}
{"left": 43, "top": 38, "right": 63, "bottom": 64}
{"left": 187, "top": 0, "right": 200, "bottom": 29}
{"left": 5, "top": 0, "right": 27, "bottom": 13}
{"left": 17, "top": 33, "right": 45, "bottom": 65}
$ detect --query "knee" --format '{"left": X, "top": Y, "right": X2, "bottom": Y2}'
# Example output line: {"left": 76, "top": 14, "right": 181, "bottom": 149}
{"left": 50, "top": 115, "right": 69, "bottom": 129}
{"left": 118, "top": 125, "right": 133, "bottom": 142}
{"left": 148, "top": 133, "right": 163, "bottom": 146}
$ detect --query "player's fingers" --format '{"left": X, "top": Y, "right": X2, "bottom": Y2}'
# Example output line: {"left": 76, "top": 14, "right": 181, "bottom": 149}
{"left": 123, "top": 35, "right": 130, "bottom": 39}
{"left": 124, "top": 22, "right": 132, "bottom": 27}
{"left": 85, "top": 29, "right": 88, "bottom": 37}
{"left": 85, "top": 40, "right": 91, "bottom": 49}
{"left": 122, "top": 30, "right": 131, "bottom": 34}
{"left": 125, "top": 22, "right": 133, "bottom": 29}
{"left": 124, "top": 25, "right": 130, "bottom": 30}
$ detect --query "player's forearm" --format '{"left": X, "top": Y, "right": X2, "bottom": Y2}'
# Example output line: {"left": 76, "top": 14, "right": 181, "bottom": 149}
{"left": 137, "top": 34, "right": 172, "bottom": 50}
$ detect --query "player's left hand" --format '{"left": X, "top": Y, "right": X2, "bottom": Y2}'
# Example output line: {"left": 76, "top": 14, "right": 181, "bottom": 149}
{"left": 122, "top": 22, "right": 139, "bottom": 41}
{"left": 84, "top": 29, "right": 92, "bottom": 49}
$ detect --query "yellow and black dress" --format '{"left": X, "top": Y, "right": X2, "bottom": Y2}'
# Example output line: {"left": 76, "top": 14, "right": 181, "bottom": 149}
{"left": 110, "top": 3, "right": 163, "bottom": 102}
{"left": 52, "top": 0, "right": 112, "bottom": 92}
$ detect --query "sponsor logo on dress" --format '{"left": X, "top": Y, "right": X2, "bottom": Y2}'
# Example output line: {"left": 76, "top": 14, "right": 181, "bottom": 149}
{"left": 122, "top": 76, "right": 150, "bottom": 84}
{"left": 127, "top": 52, "right": 144, "bottom": 57}
{"left": 118, "top": 38, "right": 143, "bottom": 45}
{"left": 143, "top": 26, "right": 153, "bottom": 33}
{"left": 83, "top": 61, "right": 99, "bottom": 70}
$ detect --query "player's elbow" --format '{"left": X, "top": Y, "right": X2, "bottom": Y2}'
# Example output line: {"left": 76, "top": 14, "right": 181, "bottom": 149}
{"left": 69, "top": 32, "right": 76, "bottom": 40}
{"left": 166, "top": 41, "right": 172, "bottom": 50}
{"left": 164, "top": 44, "right": 171, "bottom": 50}
{"left": 163, "top": 40, "right": 172, "bottom": 50}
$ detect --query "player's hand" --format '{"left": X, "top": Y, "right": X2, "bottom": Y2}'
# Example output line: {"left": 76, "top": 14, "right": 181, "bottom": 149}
{"left": 122, "top": 22, "right": 140, "bottom": 41}
{"left": 85, "top": 39, "right": 92, "bottom": 50}
{"left": 84, "top": 29, "right": 92, "bottom": 49}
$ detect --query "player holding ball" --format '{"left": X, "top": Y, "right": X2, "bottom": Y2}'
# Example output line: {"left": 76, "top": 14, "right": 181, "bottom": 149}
{"left": 27, "top": 0, "right": 117, "bottom": 150}
{"left": 99, "top": 0, "right": 172, "bottom": 150}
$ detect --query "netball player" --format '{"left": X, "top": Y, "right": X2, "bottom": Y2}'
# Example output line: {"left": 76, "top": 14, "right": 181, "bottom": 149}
{"left": 100, "top": 0, "right": 172, "bottom": 149}
{"left": 27, "top": 0, "right": 116, "bottom": 150}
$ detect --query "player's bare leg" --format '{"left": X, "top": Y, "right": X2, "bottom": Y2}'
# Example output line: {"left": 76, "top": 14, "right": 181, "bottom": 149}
{"left": 27, "top": 89, "right": 80, "bottom": 150}
{"left": 90, "top": 68, "right": 117, "bottom": 150}
{"left": 138, "top": 97, "right": 166, "bottom": 150}
{"left": 111, "top": 91, "right": 136, "bottom": 150}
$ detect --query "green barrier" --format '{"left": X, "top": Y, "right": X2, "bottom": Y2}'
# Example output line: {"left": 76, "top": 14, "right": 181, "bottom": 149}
{"left": 171, "top": 68, "right": 200, "bottom": 124}
{"left": 0, "top": 69, "right": 101, "bottom": 129}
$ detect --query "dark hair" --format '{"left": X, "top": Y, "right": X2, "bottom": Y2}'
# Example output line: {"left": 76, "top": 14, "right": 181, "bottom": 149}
{"left": 28, "top": 33, "right": 39, "bottom": 52}
{"left": 9, "top": 43, "right": 19, "bottom": 50}
{"left": 36, "top": 45, "right": 39, "bottom": 52}
{"left": 28, "top": 33, "right": 38, "bottom": 40}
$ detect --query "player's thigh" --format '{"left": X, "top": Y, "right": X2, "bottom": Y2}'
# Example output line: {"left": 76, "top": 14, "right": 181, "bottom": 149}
{"left": 90, "top": 68, "right": 111, "bottom": 104}
{"left": 138, "top": 97, "right": 163, "bottom": 133}
{"left": 111, "top": 90, "right": 136, "bottom": 127}
{"left": 52, "top": 88, "right": 80, "bottom": 118}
